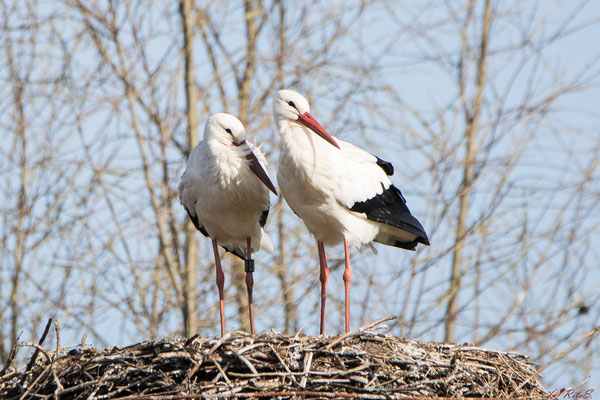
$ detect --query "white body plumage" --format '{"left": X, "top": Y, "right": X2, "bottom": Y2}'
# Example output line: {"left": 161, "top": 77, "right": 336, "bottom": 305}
{"left": 178, "top": 113, "right": 274, "bottom": 257}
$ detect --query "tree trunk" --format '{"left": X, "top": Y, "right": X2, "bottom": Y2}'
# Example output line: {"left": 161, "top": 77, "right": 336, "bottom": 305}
{"left": 179, "top": 0, "right": 199, "bottom": 337}
{"left": 444, "top": 0, "right": 492, "bottom": 342}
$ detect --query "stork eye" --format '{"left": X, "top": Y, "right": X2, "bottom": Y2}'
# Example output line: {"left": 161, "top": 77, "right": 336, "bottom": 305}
{"left": 287, "top": 101, "right": 296, "bottom": 109}
{"left": 225, "top": 128, "right": 232, "bottom": 134}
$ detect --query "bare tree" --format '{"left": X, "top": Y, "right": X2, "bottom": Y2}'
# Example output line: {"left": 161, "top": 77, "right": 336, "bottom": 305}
{"left": 0, "top": 0, "right": 102, "bottom": 361}
{"left": 379, "top": 0, "right": 600, "bottom": 385}
{"left": 179, "top": 0, "right": 199, "bottom": 338}
{"left": 1, "top": 0, "right": 598, "bottom": 388}
{"left": 445, "top": 0, "right": 492, "bottom": 343}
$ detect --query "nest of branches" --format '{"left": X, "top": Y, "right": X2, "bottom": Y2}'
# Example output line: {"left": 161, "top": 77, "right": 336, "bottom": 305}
{"left": 1, "top": 318, "right": 548, "bottom": 400}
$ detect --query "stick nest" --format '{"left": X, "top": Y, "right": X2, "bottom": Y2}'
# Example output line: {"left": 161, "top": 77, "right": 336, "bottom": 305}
{"left": 0, "top": 320, "right": 548, "bottom": 399}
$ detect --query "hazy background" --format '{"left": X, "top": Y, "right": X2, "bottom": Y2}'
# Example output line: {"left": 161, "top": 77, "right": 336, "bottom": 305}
{"left": 1, "top": 0, "right": 599, "bottom": 390}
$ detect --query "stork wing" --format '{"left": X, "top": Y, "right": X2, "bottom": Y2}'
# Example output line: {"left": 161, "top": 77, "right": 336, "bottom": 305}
{"left": 333, "top": 141, "right": 429, "bottom": 243}
{"left": 332, "top": 141, "right": 393, "bottom": 209}
{"left": 178, "top": 143, "right": 210, "bottom": 236}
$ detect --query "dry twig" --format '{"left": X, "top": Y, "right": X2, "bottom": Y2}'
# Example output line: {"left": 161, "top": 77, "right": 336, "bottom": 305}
{"left": 0, "top": 319, "right": 548, "bottom": 399}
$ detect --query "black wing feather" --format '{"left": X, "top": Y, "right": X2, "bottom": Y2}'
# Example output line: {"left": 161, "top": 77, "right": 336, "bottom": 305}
{"left": 350, "top": 183, "right": 429, "bottom": 247}
{"left": 375, "top": 156, "right": 394, "bottom": 176}
{"left": 259, "top": 209, "right": 269, "bottom": 227}
{"left": 221, "top": 245, "right": 245, "bottom": 260}
{"left": 186, "top": 208, "right": 209, "bottom": 237}
{"left": 393, "top": 238, "right": 424, "bottom": 250}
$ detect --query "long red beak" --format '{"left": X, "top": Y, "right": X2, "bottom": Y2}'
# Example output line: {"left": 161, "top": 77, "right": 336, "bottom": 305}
{"left": 246, "top": 151, "right": 278, "bottom": 195}
{"left": 297, "top": 112, "right": 340, "bottom": 149}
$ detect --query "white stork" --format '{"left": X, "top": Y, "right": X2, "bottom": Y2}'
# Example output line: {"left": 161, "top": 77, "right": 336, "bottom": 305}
{"left": 273, "top": 90, "right": 429, "bottom": 334}
{"left": 178, "top": 113, "right": 277, "bottom": 336}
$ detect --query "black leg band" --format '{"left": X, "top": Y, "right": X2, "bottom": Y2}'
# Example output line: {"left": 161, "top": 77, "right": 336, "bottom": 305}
{"left": 245, "top": 259, "right": 255, "bottom": 273}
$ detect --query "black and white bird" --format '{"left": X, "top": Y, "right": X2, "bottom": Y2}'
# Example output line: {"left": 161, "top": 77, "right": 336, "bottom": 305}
{"left": 178, "top": 113, "right": 277, "bottom": 336}
{"left": 273, "top": 90, "right": 429, "bottom": 335}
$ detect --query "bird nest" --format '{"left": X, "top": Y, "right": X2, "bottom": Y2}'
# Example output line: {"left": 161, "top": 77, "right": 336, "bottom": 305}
{"left": 0, "top": 318, "right": 548, "bottom": 399}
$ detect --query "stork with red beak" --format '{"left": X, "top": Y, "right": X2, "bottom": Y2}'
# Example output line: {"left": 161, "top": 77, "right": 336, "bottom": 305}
{"left": 273, "top": 90, "right": 429, "bottom": 335}
{"left": 179, "top": 113, "right": 277, "bottom": 336}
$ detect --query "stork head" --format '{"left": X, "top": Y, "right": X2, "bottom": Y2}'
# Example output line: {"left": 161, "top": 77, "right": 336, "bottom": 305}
{"left": 274, "top": 90, "right": 340, "bottom": 149}
{"left": 204, "top": 113, "right": 278, "bottom": 195}
{"left": 205, "top": 113, "right": 246, "bottom": 146}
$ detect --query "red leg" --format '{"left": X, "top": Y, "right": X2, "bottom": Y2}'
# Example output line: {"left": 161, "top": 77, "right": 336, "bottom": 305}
{"left": 245, "top": 237, "right": 256, "bottom": 334}
{"left": 343, "top": 240, "right": 352, "bottom": 333}
{"left": 317, "top": 240, "right": 329, "bottom": 335}
{"left": 211, "top": 239, "right": 226, "bottom": 337}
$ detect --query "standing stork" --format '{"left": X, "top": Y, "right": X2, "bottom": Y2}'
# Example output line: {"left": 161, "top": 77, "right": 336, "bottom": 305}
{"left": 273, "top": 90, "right": 429, "bottom": 335}
{"left": 179, "top": 113, "right": 277, "bottom": 336}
